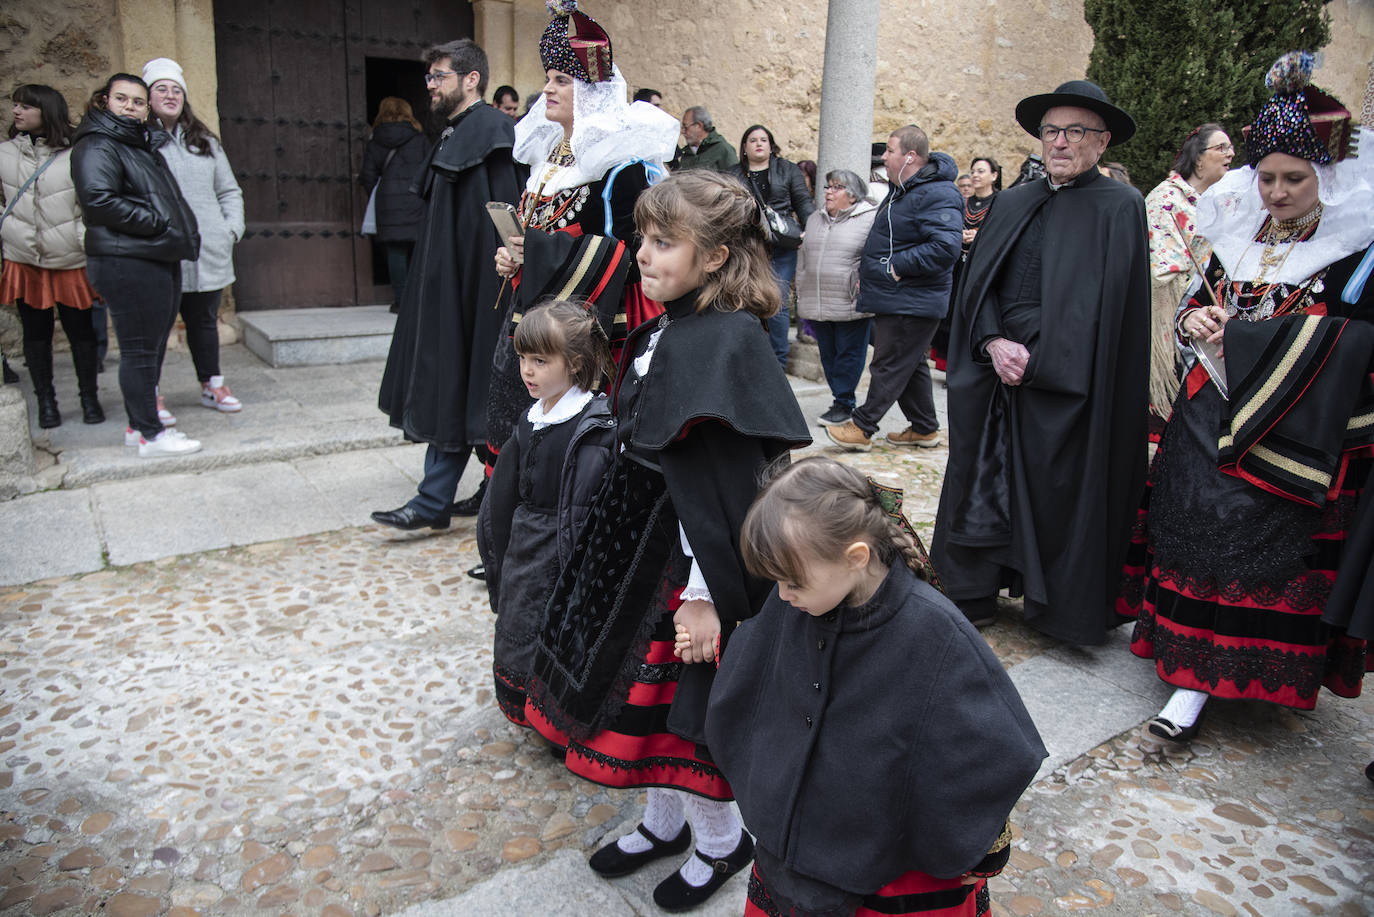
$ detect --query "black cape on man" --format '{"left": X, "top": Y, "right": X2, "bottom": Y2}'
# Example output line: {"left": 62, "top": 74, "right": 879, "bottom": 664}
{"left": 932, "top": 167, "right": 1149, "bottom": 645}
{"left": 378, "top": 101, "right": 526, "bottom": 451}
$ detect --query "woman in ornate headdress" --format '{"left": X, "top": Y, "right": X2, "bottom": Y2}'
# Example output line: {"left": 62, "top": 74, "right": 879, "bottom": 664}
{"left": 1120, "top": 52, "right": 1374, "bottom": 744}
{"left": 488, "top": 0, "right": 679, "bottom": 468}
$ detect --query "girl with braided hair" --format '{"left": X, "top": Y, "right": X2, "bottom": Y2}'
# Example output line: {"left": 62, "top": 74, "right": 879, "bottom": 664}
{"left": 705, "top": 456, "right": 1046, "bottom": 917}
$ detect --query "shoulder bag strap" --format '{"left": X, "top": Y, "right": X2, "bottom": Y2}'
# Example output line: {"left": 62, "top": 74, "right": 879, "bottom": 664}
{"left": 0, "top": 151, "right": 61, "bottom": 231}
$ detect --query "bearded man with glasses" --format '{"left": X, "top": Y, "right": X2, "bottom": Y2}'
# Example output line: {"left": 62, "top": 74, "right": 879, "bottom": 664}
{"left": 932, "top": 79, "right": 1150, "bottom": 646}
{"left": 375, "top": 38, "right": 527, "bottom": 531}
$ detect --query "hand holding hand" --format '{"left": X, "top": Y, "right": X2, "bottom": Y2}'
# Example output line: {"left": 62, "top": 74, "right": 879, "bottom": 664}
{"left": 672, "top": 600, "right": 721, "bottom": 665}
{"left": 962, "top": 228, "right": 978, "bottom": 245}
{"left": 986, "top": 337, "right": 1030, "bottom": 386}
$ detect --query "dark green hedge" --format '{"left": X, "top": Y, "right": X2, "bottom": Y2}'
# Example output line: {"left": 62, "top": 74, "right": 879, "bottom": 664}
{"left": 1084, "top": 0, "right": 1331, "bottom": 188}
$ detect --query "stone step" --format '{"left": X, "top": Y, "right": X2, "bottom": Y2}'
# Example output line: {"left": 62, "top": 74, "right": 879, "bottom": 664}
{"left": 240, "top": 305, "right": 397, "bottom": 367}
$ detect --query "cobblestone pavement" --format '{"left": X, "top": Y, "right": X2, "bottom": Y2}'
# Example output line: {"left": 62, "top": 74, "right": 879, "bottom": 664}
{"left": 2, "top": 442, "right": 1372, "bottom": 917}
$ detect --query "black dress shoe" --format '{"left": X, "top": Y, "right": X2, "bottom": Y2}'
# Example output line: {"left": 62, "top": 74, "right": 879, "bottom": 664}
{"left": 370, "top": 505, "right": 451, "bottom": 531}
{"left": 1365, "top": 760, "right": 1373, "bottom": 784}
{"left": 451, "top": 477, "right": 489, "bottom": 517}
{"left": 467, "top": 564, "right": 486, "bottom": 581}
{"left": 588, "top": 822, "right": 691, "bottom": 878}
{"left": 652, "top": 830, "right": 754, "bottom": 912}
{"left": 1147, "top": 713, "right": 1203, "bottom": 744}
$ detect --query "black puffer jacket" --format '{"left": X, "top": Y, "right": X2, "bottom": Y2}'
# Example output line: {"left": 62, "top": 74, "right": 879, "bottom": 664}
{"left": 360, "top": 123, "right": 429, "bottom": 243}
{"left": 71, "top": 108, "right": 199, "bottom": 262}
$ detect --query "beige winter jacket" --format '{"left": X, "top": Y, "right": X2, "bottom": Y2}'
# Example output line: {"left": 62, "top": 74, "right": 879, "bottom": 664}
{"left": 0, "top": 134, "right": 85, "bottom": 270}
{"left": 795, "top": 199, "right": 877, "bottom": 322}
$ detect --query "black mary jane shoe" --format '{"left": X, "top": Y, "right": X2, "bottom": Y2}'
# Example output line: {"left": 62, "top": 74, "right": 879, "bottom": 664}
{"left": 370, "top": 505, "right": 451, "bottom": 531}
{"left": 588, "top": 822, "right": 691, "bottom": 879}
{"left": 652, "top": 830, "right": 755, "bottom": 913}
{"left": 1147, "top": 713, "right": 1203, "bottom": 744}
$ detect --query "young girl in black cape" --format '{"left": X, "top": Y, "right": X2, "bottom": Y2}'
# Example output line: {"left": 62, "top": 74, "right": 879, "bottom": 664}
{"left": 477, "top": 300, "right": 617, "bottom": 726}
{"left": 522, "top": 170, "right": 811, "bottom": 911}
{"left": 704, "top": 456, "right": 1047, "bottom": 917}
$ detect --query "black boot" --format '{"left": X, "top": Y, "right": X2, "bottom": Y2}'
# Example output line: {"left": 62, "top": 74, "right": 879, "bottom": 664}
{"left": 71, "top": 340, "right": 105, "bottom": 424}
{"left": 24, "top": 342, "right": 60, "bottom": 429}
{"left": 451, "top": 476, "right": 489, "bottom": 516}
{"left": 2, "top": 355, "right": 17, "bottom": 384}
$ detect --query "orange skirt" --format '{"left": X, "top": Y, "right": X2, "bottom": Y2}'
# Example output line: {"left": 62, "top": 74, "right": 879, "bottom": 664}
{"left": 0, "top": 261, "right": 100, "bottom": 310}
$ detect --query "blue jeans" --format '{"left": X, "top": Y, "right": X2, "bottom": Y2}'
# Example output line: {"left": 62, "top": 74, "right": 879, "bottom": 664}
{"left": 409, "top": 444, "right": 471, "bottom": 516}
{"left": 812, "top": 318, "right": 872, "bottom": 411}
{"left": 765, "top": 248, "right": 798, "bottom": 370}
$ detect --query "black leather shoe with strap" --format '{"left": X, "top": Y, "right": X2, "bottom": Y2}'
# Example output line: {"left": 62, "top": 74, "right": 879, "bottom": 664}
{"left": 588, "top": 822, "right": 691, "bottom": 878}
{"left": 652, "top": 830, "right": 755, "bottom": 912}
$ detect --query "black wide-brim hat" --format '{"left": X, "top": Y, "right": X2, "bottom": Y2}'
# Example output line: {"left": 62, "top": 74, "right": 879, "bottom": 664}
{"left": 1015, "top": 79, "right": 1136, "bottom": 146}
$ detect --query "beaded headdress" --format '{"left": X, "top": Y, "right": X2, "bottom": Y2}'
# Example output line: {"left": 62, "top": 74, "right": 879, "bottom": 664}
{"left": 539, "top": 1, "right": 613, "bottom": 84}
{"left": 1244, "top": 52, "right": 1358, "bottom": 166}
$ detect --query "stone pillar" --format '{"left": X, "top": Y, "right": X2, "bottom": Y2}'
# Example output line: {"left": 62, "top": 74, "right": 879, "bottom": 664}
{"left": 473, "top": 0, "right": 516, "bottom": 97}
{"left": 815, "top": 0, "right": 880, "bottom": 207}
{"left": 512, "top": 0, "right": 553, "bottom": 104}
{"left": 112, "top": 0, "right": 219, "bottom": 132}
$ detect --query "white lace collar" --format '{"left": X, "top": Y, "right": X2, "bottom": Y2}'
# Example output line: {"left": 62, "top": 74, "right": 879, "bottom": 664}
{"left": 528, "top": 386, "right": 593, "bottom": 430}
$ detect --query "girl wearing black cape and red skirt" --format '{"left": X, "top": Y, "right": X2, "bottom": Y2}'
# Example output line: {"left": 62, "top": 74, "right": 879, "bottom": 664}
{"left": 522, "top": 170, "right": 810, "bottom": 911}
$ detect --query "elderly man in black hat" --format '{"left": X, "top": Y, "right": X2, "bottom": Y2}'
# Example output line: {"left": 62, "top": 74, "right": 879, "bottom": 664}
{"left": 931, "top": 79, "right": 1150, "bottom": 645}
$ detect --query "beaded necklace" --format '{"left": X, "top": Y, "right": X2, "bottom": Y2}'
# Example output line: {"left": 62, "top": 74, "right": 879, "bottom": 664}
{"left": 520, "top": 138, "right": 586, "bottom": 230}
{"left": 1223, "top": 206, "right": 1325, "bottom": 322}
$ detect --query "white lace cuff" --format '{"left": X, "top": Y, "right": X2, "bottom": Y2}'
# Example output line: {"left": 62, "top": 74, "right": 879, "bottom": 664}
{"left": 679, "top": 586, "right": 714, "bottom": 604}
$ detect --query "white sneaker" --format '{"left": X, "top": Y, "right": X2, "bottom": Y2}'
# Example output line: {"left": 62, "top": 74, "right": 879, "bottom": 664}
{"left": 138, "top": 428, "right": 201, "bottom": 458}
{"left": 124, "top": 427, "right": 141, "bottom": 446}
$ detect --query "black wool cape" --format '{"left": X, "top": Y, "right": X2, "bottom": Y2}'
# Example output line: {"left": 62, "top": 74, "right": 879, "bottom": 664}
{"left": 932, "top": 168, "right": 1150, "bottom": 645}
{"left": 706, "top": 563, "right": 1047, "bottom": 904}
{"left": 378, "top": 102, "right": 527, "bottom": 451}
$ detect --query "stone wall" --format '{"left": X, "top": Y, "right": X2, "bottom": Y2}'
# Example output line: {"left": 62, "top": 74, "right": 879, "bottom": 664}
{"left": 501, "top": 0, "right": 1371, "bottom": 191}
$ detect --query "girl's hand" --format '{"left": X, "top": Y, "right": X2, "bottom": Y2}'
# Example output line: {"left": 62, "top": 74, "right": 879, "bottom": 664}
{"left": 960, "top": 873, "right": 981, "bottom": 886}
{"left": 672, "top": 600, "right": 720, "bottom": 664}
{"left": 673, "top": 623, "right": 693, "bottom": 658}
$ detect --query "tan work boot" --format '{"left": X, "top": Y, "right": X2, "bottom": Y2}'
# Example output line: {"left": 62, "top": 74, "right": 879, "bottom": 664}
{"left": 887, "top": 428, "right": 942, "bottom": 448}
{"left": 825, "top": 420, "right": 873, "bottom": 452}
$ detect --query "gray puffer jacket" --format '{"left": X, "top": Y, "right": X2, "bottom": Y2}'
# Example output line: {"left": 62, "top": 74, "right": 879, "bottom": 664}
{"left": 156, "top": 126, "right": 244, "bottom": 291}
{"left": 795, "top": 199, "right": 877, "bottom": 323}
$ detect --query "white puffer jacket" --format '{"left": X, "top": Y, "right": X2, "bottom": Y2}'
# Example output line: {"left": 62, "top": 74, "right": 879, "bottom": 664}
{"left": 0, "top": 134, "right": 85, "bottom": 270}
{"left": 156, "top": 126, "right": 244, "bottom": 292}
{"left": 795, "top": 199, "right": 877, "bottom": 323}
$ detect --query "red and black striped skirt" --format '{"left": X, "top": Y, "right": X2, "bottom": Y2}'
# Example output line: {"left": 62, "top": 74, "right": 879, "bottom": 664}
{"left": 744, "top": 864, "right": 989, "bottom": 917}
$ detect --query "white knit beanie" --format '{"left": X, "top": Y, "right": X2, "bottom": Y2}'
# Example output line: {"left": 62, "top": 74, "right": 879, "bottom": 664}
{"left": 141, "top": 58, "right": 188, "bottom": 96}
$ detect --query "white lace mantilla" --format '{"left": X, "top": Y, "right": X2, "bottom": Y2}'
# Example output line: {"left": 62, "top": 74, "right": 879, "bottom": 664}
{"left": 1196, "top": 127, "right": 1374, "bottom": 284}
{"left": 512, "top": 64, "right": 679, "bottom": 196}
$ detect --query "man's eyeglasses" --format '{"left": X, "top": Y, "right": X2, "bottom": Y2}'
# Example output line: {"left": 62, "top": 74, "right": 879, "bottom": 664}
{"left": 424, "top": 70, "right": 456, "bottom": 86}
{"left": 1038, "top": 124, "right": 1107, "bottom": 143}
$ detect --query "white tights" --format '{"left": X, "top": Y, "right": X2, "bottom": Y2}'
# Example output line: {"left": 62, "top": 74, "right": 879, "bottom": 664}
{"left": 614, "top": 787, "right": 743, "bottom": 886}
